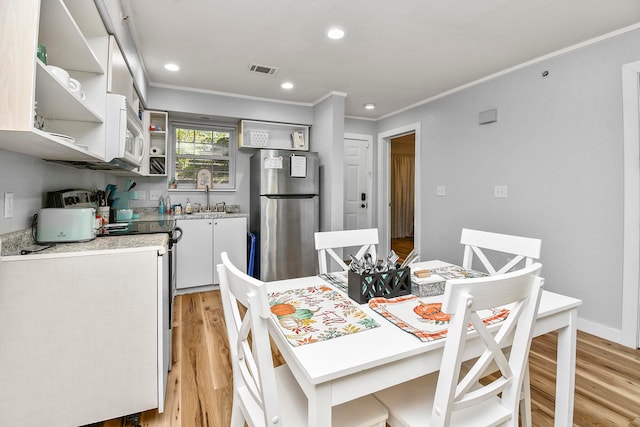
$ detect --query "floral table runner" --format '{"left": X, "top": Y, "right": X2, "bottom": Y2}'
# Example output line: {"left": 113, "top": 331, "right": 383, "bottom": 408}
{"left": 268, "top": 285, "right": 379, "bottom": 347}
{"left": 369, "top": 294, "right": 510, "bottom": 342}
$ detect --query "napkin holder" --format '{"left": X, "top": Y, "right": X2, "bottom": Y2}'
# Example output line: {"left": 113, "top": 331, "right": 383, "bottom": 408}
{"left": 348, "top": 267, "right": 411, "bottom": 304}
{"left": 411, "top": 277, "right": 446, "bottom": 297}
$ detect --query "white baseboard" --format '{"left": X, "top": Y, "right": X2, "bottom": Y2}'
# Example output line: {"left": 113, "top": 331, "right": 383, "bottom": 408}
{"left": 577, "top": 317, "right": 624, "bottom": 346}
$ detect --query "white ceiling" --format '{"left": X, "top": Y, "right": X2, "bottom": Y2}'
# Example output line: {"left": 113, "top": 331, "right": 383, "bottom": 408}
{"left": 121, "top": 0, "right": 640, "bottom": 120}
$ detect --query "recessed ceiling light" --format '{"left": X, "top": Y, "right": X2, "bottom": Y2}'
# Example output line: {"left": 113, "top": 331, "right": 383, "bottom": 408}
{"left": 164, "top": 63, "right": 180, "bottom": 71}
{"left": 281, "top": 82, "right": 294, "bottom": 90}
{"left": 327, "top": 27, "right": 345, "bottom": 40}
{"left": 364, "top": 103, "right": 375, "bottom": 110}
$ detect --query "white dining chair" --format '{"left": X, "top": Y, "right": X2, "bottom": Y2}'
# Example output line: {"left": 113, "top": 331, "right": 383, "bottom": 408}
{"left": 460, "top": 228, "right": 542, "bottom": 275}
{"left": 461, "top": 228, "right": 542, "bottom": 427}
{"left": 217, "top": 252, "right": 389, "bottom": 427}
{"left": 374, "top": 263, "right": 544, "bottom": 427}
{"left": 314, "top": 228, "right": 379, "bottom": 274}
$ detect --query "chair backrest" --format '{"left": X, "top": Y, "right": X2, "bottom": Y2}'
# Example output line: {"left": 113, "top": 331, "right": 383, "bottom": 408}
{"left": 431, "top": 262, "right": 544, "bottom": 427}
{"left": 217, "top": 252, "right": 281, "bottom": 426}
{"left": 460, "top": 228, "right": 541, "bottom": 275}
{"left": 314, "top": 228, "right": 379, "bottom": 274}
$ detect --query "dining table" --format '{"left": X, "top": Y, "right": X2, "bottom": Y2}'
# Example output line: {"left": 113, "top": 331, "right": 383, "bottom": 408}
{"left": 265, "top": 260, "right": 582, "bottom": 427}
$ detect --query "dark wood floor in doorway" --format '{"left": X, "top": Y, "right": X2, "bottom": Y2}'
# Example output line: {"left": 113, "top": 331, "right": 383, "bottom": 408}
{"left": 391, "top": 237, "right": 413, "bottom": 263}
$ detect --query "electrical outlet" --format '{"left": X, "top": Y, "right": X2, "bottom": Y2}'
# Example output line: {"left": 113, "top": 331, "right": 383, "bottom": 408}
{"left": 494, "top": 185, "right": 508, "bottom": 198}
{"left": 149, "top": 191, "right": 161, "bottom": 201}
{"left": 4, "top": 192, "right": 14, "bottom": 218}
{"left": 436, "top": 186, "right": 446, "bottom": 197}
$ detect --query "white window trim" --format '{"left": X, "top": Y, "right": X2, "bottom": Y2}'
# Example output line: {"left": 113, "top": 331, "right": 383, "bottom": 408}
{"left": 170, "top": 120, "right": 237, "bottom": 190}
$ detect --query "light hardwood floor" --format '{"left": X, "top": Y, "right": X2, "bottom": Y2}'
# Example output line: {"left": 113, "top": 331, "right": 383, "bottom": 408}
{"left": 94, "top": 290, "right": 640, "bottom": 427}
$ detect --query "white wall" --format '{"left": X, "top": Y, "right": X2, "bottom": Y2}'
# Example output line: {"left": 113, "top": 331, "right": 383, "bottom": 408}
{"left": 377, "top": 28, "right": 640, "bottom": 342}
{"left": 0, "top": 149, "right": 111, "bottom": 234}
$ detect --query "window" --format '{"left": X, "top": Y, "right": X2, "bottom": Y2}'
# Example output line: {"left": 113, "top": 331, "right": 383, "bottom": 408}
{"left": 172, "top": 122, "right": 236, "bottom": 190}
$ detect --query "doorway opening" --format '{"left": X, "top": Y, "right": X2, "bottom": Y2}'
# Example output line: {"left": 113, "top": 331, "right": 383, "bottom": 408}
{"left": 376, "top": 122, "right": 421, "bottom": 260}
{"left": 390, "top": 134, "right": 415, "bottom": 262}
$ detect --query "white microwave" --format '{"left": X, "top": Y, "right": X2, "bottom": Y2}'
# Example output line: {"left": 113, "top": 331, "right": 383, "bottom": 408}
{"left": 105, "top": 94, "right": 145, "bottom": 170}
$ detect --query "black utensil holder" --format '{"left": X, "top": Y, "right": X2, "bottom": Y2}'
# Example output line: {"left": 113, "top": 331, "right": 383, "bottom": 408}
{"left": 348, "top": 267, "right": 411, "bottom": 304}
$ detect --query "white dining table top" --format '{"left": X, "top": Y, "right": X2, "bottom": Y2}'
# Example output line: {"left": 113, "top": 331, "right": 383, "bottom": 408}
{"left": 265, "top": 260, "right": 582, "bottom": 387}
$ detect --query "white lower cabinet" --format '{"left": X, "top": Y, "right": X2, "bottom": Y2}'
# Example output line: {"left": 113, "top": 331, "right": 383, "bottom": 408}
{"left": 176, "top": 216, "right": 247, "bottom": 290}
{"left": 213, "top": 217, "right": 248, "bottom": 284}
{"left": 0, "top": 247, "right": 169, "bottom": 427}
{"left": 176, "top": 218, "right": 214, "bottom": 289}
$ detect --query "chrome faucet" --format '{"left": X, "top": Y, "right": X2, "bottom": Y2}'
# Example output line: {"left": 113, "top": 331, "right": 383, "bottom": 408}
{"left": 205, "top": 185, "right": 211, "bottom": 212}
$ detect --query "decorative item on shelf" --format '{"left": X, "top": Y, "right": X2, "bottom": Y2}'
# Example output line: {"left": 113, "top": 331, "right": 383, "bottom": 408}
{"left": 33, "top": 101, "right": 45, "bottom": 130}
{"left": 249, "top": 129, "right": 269, "bottom": 147}
{"left": 47, "top": 65, "right": 70, "bottom": 86}
{"left": 46, "top": 132, "right": 75, "bottom": 144}
{"left": 291, "top": 130, "right": 305, "bottom": 148}
{"left": 37, "top": 43, "right": 47, "bottom": 64}
{"left": 150, "top": 158, "right": 165, "bottom": 174}
{"left": 150, "top": 146, "right": 164, "bottom": 155}
{"left": 68, "top": 78, "right": 85, "bottom": 101}
{"left": 196, "top": 168, "right": 212, "bottom": 189}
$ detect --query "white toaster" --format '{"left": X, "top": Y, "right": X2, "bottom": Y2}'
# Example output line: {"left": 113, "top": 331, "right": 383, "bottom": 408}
{"left": 36, "top": 208, "right": 96, "bottom": 243}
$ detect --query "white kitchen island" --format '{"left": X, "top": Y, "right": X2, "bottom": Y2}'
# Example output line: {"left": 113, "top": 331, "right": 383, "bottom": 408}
{"left": 0, "top": 233, "right": 171, "bottom": 427}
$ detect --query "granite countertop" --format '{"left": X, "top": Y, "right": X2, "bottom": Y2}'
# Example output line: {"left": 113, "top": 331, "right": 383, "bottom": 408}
{"left": 0, "top": 229, "right": 169, "bottom": 258}
{"left": 0, "top": 209, "right": 247, "bottom": 258}
{"left": 146, "top": 212, "right": 248, "bottom": 221}
{"left": 118, "top": 212, "right": 247, "bottom": 222}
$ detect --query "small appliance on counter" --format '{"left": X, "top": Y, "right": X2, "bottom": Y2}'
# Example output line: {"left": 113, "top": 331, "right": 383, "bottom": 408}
{"left": 47, "top": 189, "right": 97, "bottom": 208}
{"left": 35, "top": 208, "right": 97, "bottom": 244}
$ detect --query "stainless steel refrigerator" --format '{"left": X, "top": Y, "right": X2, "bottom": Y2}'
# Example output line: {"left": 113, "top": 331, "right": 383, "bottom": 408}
{"left": 250, "top": 149, "right": 319, "bottom": 281}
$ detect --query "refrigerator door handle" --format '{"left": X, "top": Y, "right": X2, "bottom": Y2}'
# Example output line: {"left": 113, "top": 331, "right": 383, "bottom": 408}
{"left": 264, "top": 194, "right": 317, "bottom": 199}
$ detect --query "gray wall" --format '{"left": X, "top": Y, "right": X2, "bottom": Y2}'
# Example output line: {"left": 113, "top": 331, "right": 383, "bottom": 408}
{"left": 124, "top": 85, "right": 317, "bottom": 213}
{"left": 377, "top": 28, "right": 640, "bottom": 338}
{"left": 345, "top": 117, "right": 377, "bottom": 136}
{"left": 313, "top": 94, "right": 346, "bottom": 232}
{"left": 0, "top": 149, "right": 111, "bottom": 234}
{"left": 146, "top": 86, "right": 313, "bottom": 125}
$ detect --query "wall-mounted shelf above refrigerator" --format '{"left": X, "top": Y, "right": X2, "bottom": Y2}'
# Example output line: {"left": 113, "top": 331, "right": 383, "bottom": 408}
{"left": 238, "top": 120, "right": 309, "bottom": 151}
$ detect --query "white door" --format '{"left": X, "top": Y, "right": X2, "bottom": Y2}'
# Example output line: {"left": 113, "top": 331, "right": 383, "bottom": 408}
{"left": 344, "top": 135, "right": 372, "bottom": 230}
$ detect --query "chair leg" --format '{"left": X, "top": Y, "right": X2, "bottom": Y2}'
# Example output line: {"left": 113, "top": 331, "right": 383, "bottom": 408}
{"left": 519, "top": 366, "right": 532, "bottom": 427}
{"left": 230, "top": 399, "right": 245, "bottom": 427}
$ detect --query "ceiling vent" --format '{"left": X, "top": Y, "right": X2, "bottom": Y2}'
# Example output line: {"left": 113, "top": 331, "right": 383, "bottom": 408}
{"left": 249, "top": 63, "right": 279, "bottom": 75}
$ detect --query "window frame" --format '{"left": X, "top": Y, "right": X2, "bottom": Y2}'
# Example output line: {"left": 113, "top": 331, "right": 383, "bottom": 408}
{"left": 169, "top": 120, "right": 237, "bottom": 190}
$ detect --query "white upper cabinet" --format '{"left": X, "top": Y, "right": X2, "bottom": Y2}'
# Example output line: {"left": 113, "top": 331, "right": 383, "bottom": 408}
{"left": 0, "top": 0, "right": 108, "bottom": 161}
